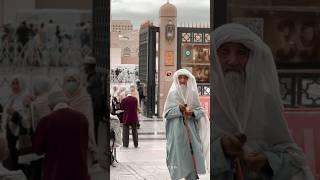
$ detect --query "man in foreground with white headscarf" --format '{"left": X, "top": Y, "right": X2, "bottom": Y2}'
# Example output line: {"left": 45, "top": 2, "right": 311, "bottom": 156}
{"left": 163, "top": 69, "right": 210, "bottom": 180}
{"left": 212, "top": 23, "right": 314, "bottom": 180}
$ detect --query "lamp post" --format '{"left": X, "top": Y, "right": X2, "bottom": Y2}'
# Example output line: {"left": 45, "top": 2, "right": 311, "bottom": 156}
{"left": 165, "top": 20, "right": 175, "bottom": 42}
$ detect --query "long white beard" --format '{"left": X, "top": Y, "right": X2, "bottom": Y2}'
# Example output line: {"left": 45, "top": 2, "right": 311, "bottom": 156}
{"left": 224, "top": 71, "right": 246, "bottom": 117}
{"left": 180, "top": 84, "right": 187, "bottom": 99}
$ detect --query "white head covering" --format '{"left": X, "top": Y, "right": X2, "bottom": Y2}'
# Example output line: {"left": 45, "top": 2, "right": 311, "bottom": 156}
{"left": 63, "top": 68, "right": 82, "bottom": 98}
{"left": 111, "top": 85, "right": 118, "bottom": 96}
{"left": 130, "top": 83, "right": 140, "bottom": 105}
{"left": 11, "top": 74, "right": 27, "bottom": 95}
{"left": 165, "top": 69, "right": 198, "bottom": 108}
{"left": 212, "top": 23, "right": 289, "bottom": 143}
{"left": 31, "top": 76, "right": 52, "bottom": 130}
{"left": 63, "top": 68, "right": 81, "bottom": 82}
{"left": 1, "top": 75, "right": 28, "bottom": 135}
{"left": 212, "top": 23, "right": 311, "bottom": 176}
{"left": 163, "top": 69, "right": 210, "bottom": 171}
{"left": 33, "top": 76, "right": 52, "bottom": 96}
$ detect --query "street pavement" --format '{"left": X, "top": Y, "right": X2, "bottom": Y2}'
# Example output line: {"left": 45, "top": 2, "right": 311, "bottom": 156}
{"left": 110, "top": 115, "right": 210, "bottom": 180}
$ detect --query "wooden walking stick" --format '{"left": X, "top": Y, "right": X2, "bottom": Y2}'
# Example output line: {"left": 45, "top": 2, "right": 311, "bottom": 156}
{"left": 234, "top": 133, "right": 247, "bottom": 180}
{"left": 182, "top": 104, "right": 199, "bottom": 179}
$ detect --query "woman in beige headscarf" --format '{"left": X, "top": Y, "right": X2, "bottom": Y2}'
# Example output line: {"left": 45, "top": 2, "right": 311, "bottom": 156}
{"left": 1, "top": 75, "right": 30, "bottom": 170}
{"left": 118, "top": 86, "right": 127, "bottom": 102}
{"left": 62, "top": 68, "right": 97, "bottom": 165}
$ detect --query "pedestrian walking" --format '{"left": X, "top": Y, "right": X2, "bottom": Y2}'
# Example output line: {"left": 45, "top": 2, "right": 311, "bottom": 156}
{"left": 120, "top": 91, "right": 139, "bottom": 148}
{"left": 163, "top": 69, "right": 210, "bottom": 180}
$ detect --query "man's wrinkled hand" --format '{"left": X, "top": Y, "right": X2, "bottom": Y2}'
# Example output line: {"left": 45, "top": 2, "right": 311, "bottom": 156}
{"left": 185, "top": 109, "right": 193, "bottom": 118}
{"left": 221, "top": 134, "right": 244, "bottom": 159}
{"left": 243, "top": 151, "right": 267, "bottom": 173}
{"left": 179, "top": 104, "right": 186, "bottom": 113}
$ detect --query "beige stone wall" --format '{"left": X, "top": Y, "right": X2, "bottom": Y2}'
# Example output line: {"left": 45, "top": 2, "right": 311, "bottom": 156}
{"left": 111, "top": 30, "right": 139, "bottom": 65}
{"left": 122, "top": 56, "right": 138, "bottom": 64}
{"left": 111, "top": 48, "right": 122, "bottom": 65}
{"left": 111, "top": 20, "right": 133, "bottom": 33}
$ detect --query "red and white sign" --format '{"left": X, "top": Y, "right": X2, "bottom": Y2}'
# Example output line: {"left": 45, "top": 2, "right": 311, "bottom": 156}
{"left": 165, "top": 71, "right": 173, "bottom": 81}
{"left": 199, "top": 96, "right": 210, "bottom": 118}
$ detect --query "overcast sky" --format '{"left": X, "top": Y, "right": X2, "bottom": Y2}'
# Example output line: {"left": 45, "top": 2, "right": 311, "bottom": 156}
{"left": 111, "top": 0, "right": 210, "bottom": 29}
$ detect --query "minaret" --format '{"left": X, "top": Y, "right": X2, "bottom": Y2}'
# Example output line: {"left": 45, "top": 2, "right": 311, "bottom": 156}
{"left": 158, "top": 1, "right": 177, "bottom": 117}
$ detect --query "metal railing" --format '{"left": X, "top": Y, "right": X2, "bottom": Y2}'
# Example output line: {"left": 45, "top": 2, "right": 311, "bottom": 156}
{"left": 0, "top": 37, "right": 91, "bottom": 67}
{"left": 198, "top": 83, "right": 211, "bottom": 96}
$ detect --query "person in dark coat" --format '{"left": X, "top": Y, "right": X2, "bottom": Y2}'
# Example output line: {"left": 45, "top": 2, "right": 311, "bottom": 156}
{"left": 120, "top": 91, "right": 139, "bottom": 148}
{"left": 32, "top": 91, "right": 89, "bottom": 180}
{"left": 16, "top": 21, "right": 30, "bottom": 46}
{"left": 136, "top": 80, "right": 145, "bottom": 109}
{"left": 82, "top": 56, "right": 105, "bottom": 143}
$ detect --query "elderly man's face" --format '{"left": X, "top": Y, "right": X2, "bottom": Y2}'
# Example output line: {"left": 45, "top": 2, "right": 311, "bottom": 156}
{"left": 178, "top": 75, "right": 188, "bottom": 86}
{"left": 217, "top": 42, "right": 250, "bottom": 75}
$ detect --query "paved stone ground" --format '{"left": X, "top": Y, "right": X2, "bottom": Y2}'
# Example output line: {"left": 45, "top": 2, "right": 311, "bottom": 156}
{"left": 90, "top": 114, "right": 165, "bottom": 179}
{"left": 110, "top": 114, "right": 210, "bottom": 180}
{"left": 110, "top": 140, "right": 170, "bottom": 180}
{"left": 130, "top": 114, "right": 166, "bottom": 140}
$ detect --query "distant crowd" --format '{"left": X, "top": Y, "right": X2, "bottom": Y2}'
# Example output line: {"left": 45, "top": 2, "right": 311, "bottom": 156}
{"left": 0, "top": 19, "right": 91, "bottom": 66}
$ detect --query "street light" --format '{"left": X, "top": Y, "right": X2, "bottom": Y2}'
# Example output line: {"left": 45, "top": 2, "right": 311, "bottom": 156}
{"left": 165, "top": 20, "right": 175, "bottom": 42}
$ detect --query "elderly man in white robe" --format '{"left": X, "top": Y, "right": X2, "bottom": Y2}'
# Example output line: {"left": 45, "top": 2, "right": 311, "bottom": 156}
{"left": 163, "top": 69, "right": 210, "bottom": 180}
{"left": 212, "top": 23, "right": 314, "bottom": 180}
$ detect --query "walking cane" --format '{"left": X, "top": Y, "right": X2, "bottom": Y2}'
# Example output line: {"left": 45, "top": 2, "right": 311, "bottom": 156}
{"left": 234, "top": 133, "right": 247, "bottom": 180}
{"left": 182, "top": 104, "right": 199, "bottom": 179}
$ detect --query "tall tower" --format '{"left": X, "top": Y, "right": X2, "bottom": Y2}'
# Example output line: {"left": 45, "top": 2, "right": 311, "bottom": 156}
{"left": 158, "top": 2, "right": 177, "bottom": 117}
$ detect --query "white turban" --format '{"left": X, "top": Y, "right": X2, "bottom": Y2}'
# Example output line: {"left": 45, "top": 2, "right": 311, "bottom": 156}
{"left": 33, "top": 76, "right": 52, "bottom": 96}
{"left": 167, "top": 69, "right": 198, "bottom": 107}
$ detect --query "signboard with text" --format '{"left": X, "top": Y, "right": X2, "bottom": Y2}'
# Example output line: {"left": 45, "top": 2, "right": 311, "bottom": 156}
{"left": 165, "top": 50, "right": 174, "bottom": 66}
